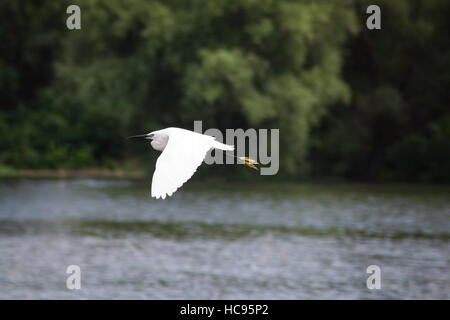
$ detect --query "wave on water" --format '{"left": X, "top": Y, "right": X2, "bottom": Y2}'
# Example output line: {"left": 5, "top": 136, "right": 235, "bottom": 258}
{"left": 0, "top": 219, "right": 448, "bottom": 241}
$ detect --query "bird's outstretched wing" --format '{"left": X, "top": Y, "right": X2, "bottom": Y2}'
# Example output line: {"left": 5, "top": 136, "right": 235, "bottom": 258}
{"left": 151, "top": 130, "right": 214, "bottom": 199}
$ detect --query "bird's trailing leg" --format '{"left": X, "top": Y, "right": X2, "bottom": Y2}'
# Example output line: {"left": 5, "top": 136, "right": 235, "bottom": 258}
{"left": 240, "top": 157, "right": 259, "bottom": 170}
{"left": 224, "top": 153, "right": 259, "bottom": 170}
{"left": 238, "top": 156, "right": 259, "bottom": 170}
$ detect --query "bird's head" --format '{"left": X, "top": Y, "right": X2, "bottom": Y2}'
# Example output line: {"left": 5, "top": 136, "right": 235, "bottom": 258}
{"left": 128, "top": 130, "right": 167, "bottom": 152}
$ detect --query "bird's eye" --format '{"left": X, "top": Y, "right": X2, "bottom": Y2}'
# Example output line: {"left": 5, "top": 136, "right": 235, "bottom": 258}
{"left": 148, "top": 134, "right": 154, "bottom": 138}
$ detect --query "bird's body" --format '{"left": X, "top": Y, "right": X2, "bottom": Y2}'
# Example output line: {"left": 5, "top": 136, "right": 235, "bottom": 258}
{"left": 129, "top": 127, "right": 234, "bottom": 199}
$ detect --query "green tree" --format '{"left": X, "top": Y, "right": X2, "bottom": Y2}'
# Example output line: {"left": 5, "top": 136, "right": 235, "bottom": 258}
{"left": 50, "top": 0, "right": 357, "bottom": 176}
{"left": 310, "top": 0, "right": 450, "bottom": 182}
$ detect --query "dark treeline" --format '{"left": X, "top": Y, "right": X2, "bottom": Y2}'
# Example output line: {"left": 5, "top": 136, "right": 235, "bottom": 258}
{"left": 0, "top": 0, "right": 449, "bottom": 182}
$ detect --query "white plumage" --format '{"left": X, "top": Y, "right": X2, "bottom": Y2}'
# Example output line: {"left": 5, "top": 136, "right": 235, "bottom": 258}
{"left": 129, "top": 127, "right": 234, "bottom": 199}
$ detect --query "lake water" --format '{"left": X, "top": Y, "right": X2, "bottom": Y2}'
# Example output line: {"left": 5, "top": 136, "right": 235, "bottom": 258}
{"left": 0, "top": 179, "right": 448, "bottom": 299}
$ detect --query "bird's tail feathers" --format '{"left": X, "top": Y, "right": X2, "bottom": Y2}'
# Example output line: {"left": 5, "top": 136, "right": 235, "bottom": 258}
{"left": 211, "top": 140, "right": 234, "bottom": 151}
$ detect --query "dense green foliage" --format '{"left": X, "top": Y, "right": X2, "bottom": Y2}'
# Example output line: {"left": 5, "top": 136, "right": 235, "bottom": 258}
{"left": 0, "top": 0, "right": 449, "bottom": 182}
{"left": 310, "top": 0, "right": 450, "bottom": 182}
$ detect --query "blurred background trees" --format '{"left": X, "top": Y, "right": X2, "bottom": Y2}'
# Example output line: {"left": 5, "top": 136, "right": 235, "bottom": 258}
{"left": 0, "top": 0, "right": 449, "bottom": 182}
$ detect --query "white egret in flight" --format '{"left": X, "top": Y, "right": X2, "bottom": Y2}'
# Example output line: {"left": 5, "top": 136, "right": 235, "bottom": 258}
{"left": 128, "top": 127, "right": 258, "bottom": 199}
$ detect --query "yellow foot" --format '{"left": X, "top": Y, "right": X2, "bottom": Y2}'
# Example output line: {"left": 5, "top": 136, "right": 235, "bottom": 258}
{"left": 239, "top": 157, "right": 259, "bottom": 170}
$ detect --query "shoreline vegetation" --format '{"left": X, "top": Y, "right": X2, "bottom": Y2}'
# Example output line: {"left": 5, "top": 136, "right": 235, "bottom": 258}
{"left": 1, "top": 167, "right": 449, "bottom": 192}
{"left": 0, "top": 167, "right": 146, "bottom": 179}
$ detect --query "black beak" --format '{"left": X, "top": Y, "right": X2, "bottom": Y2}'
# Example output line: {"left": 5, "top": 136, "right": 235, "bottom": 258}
{"left": 127, "top": 134, "right": 148, "bottom": 139}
